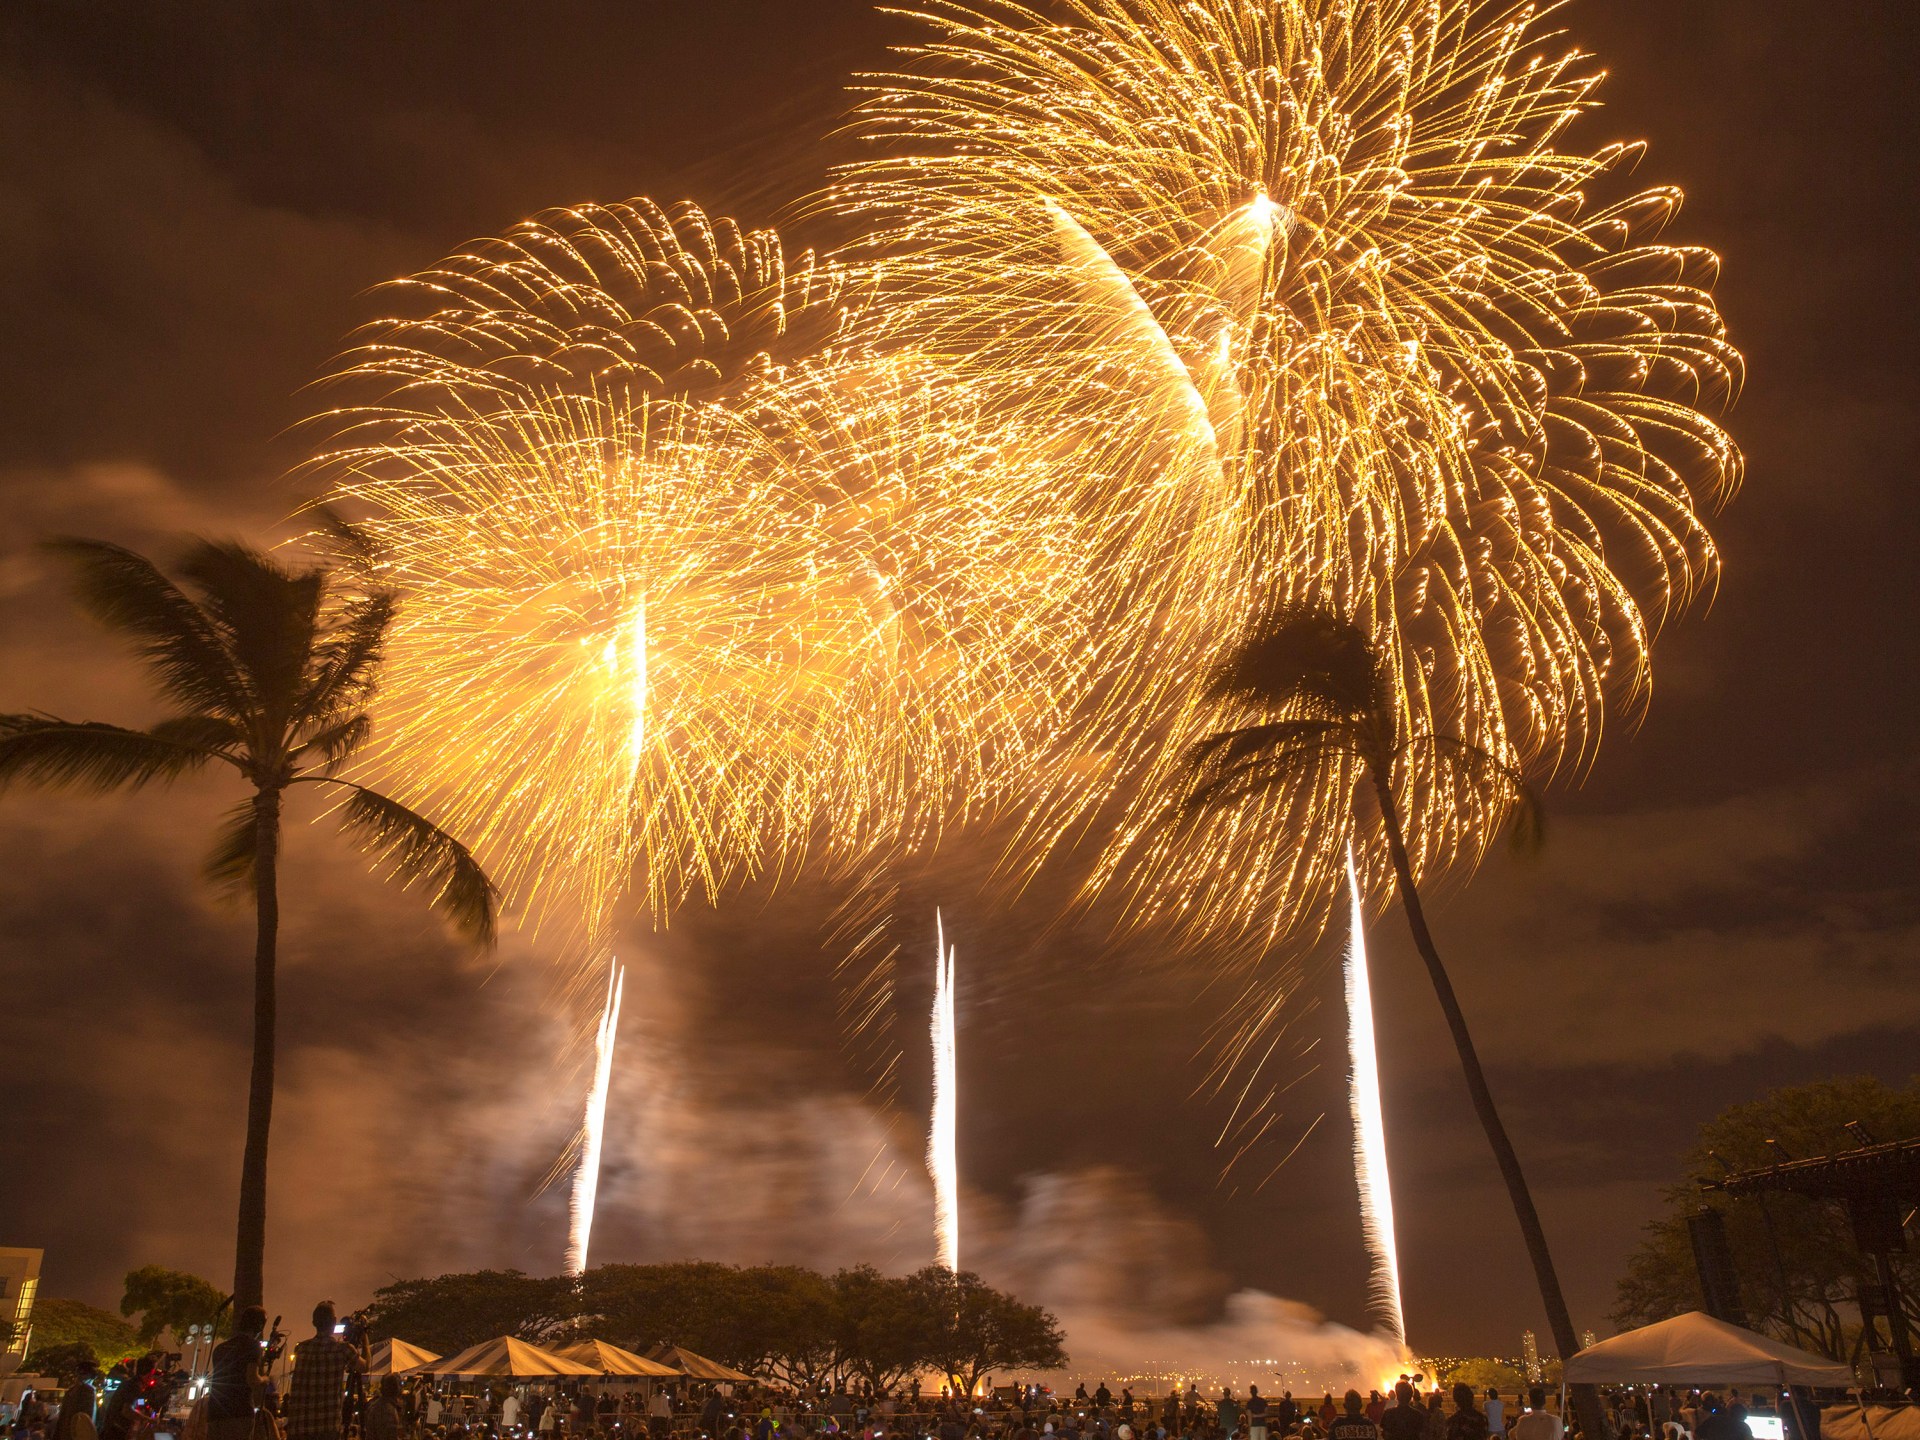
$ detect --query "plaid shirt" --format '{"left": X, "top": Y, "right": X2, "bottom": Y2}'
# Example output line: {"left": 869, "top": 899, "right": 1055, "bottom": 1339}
{"left": 285, "top": 1336, "right": 362, "bottom": 1439}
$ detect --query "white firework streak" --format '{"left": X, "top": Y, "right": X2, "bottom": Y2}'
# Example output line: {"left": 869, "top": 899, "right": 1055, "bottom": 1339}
{"left": 928, "top": 909, "right": 960, "bottom": 1271}
{"left": 567, "top": 957, "right": 626, "bottom": 1276}
{"left": 1344, "top": 845, "right": 1406, "bottom": 1347}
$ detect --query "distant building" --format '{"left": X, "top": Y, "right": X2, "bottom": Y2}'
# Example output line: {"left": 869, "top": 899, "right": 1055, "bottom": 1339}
{"left": 0, "top": 1250, "right": 44, "bottom": 1378}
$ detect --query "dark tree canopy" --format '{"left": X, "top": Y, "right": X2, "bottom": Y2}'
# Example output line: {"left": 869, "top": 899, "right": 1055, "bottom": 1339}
{"left": 361, "top": 1262, "right": 1065, "bottom": 1386}
{"left": 362, "top": 1270, "right": 576, "bottom": 1353}
{"left": 120, "top": 1265, "right": 228, "bottom": 1347}
{"left": 1613, "top": 1076, "right": 1920, "bottom": 1363}
{"left": 902, "top": 1267, "right": 1067, "bottom": 1395}
{"left": 24, "top": 1297, "right": 141, "bottom": 1370}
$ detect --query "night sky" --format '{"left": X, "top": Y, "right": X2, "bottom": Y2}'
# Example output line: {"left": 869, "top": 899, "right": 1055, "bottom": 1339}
{"left": 1, "top": 0, "right": 1916, "bottom": 1366}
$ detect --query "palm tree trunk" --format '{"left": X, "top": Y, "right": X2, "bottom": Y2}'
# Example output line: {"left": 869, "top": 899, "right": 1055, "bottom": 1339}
{"left": 1369, "top": 771, "right": 1602, "bottom": 1433}
{"left": 233, "top": 784, "right": 281, "bottom": 1310}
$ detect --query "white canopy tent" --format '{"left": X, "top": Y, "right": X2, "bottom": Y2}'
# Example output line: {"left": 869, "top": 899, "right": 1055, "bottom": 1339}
{"left": 550, "top": 1340, "right": 680, "bottom": 1378}
{"left": 1564, "top": 1312, "right": 1853, "bottom": 1388}
{"left": 400, "top": 1336, "right": 601, "bottom": 1379}
{"left": 369, "top": 1340, "right": 441, "bottom": 1377}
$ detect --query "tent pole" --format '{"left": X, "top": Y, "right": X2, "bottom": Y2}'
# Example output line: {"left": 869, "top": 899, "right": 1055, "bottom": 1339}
{"left": 1778, "top": 1366, "right": 1812, "bottom": 1440}
{"left": 1852, "top": 1391, "right": 1875, "bottom": 1440}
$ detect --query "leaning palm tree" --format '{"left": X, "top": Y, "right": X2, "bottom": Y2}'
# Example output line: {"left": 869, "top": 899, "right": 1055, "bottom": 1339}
{"left": 0, "top": 537, "right": 497, "bottom": 1311}
{"left": 1181, "top": 602, "right": 1585, "bottom": 1367}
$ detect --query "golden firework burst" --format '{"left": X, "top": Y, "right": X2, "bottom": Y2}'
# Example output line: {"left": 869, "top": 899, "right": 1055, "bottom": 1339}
{"left": 312, "top": 198, "right": 1090, "bottom": 936}
{"left": 835, "top": 0, "right": 1742, "bottom": 942}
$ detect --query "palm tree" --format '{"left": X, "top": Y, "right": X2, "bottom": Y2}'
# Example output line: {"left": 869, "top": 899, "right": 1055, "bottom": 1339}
{"left": 0, "top": 537, "right": 497, "bottom": 1310}
{"left": 1181, "top": 602, "right": 1586, "bottom": 1368}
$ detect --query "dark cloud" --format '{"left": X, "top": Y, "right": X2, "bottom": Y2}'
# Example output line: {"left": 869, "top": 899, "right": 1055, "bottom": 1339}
{"left": 0, "top": 0, "right": 1914, "bottom": 1364}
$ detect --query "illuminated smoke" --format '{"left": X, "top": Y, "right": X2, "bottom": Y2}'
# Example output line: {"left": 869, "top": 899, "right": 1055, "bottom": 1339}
{"left": 566, "top": 958, "right": 626, "bottom": 1276}
{"left": 1343, "top": 846, "right": 1405, "bottom": 1348}
{"left": 929, "top": 910, "right": 960, "bottom": 1270}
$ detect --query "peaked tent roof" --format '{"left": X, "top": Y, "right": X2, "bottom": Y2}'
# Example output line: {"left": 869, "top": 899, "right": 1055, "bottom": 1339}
{"left": 369, "top": 1339, "right": 441, "bottom": 1376}
{"left": 551, "top": 1340, "right": 680, "bottom": 1377}
{"left": 1564, "top": 1312, "right": 1853, "bottom": 1387}
{"left": 642, "top": 1345, "right": 753, "bottom": 1382}
{"left": 402, "top": 1336, "right": 602, "bottom": 1379}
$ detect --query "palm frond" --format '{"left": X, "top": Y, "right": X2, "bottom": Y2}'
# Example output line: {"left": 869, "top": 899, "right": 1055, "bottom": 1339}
{"left": 292, "top": 714, "right": 373, "bottom": 773}
{"left": 176, "top": 540, "right": 324, "bottom": 732}
{"left": 149, "top": 713, "right": 246, "bottom": 757}
{"left": 1182, "top": 733, "right": 1357, "bottom": 814}
{"left": 0, "top": 716, "right": 224, "bottom": 793}
{"left": 45, "top": 539, "right": 249, "bottom": 719}
{"left": 203, "top": 799, "right": 258, "bottom": 892}
{"left": 308, "top": 779, "right": 498, "bottom": 945}
{"left": 293, "top": 591, "right": 394, "bottom": 732}
{"left": 1182, "top": 719, "right": 1350, "bottom": 777}
{"left": 310, "top": 507, "right": 386, "bottom": 569}
{"left": 1412, "top": 735, "right": 1546, "bottom": 854}
{"left": 1205, "top": 601, "right": 1386, "bottom": 724}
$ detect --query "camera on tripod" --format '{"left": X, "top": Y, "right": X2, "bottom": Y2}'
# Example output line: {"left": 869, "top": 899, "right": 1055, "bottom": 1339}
{"left": 332, "top": 1310, "right": 371, "bottom": 1345}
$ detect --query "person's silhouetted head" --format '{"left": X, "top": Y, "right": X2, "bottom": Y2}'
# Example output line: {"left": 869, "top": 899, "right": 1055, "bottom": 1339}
{"left": 311, "top": 1301, "right": 336, "bottom": 1334}
{"left": 1343, "top": 1394, "right": 1362, "bottom": 1416}
{"left": 1395, "top": 1387, "right": 1412, "bottom": 1407}
{"left": 1452, "top": 1387, "right": 1474, "bottom": 1416}
{"left": 1527, "top": 1391, "right": 1546, "bottom": 1413}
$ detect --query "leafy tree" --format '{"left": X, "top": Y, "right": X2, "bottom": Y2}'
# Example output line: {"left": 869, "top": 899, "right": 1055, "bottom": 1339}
{"left": 0, "top": 538, "right": 498, "bottom": 1309}
{"left": 25, "top": 1298, "right": 140, "bottom": 1365}
{"left": 379, "top": 1261, "right": 1063, "bottom": 1391}
{"left": 579, "top": 1262, "right": 752, "bottom": 1358}
{"left": 904, "top": 1266, "right": 1065, "bottom": 1395}
{"left": 831, "top": 1266, "right": 927, "bottom": 1391}
{"left": 1181, "top": 606, "right": 1597, "bottom": 1437}
{"left": 1439, "top": 1359, "right": 1528, "bottom": 1391}
{"left": 730, "top": 1267, "right": 837, "bottom": 1389}
{"left": 121, "top": 1266, "right": 228, "bottom": 1346}
{"left": 362, "top": 1270, "right": 575, "bottom": 1353}
{"left": 1612, "top": 1076, "right": 1920, "bottom": 1364}
{"left": 23, "top": 1341, "right": 106, "bottom": 1385}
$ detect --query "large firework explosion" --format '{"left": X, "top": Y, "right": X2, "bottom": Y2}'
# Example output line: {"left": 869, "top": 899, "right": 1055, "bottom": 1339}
{"left": 298, "top": 0, "right": 1743, "bottom": 1209}
{"left": 314, "top": 198, "right": 1089, "bottom": 937}
{"left": 835, "top": 0, "right": 1742, "bottom": 947}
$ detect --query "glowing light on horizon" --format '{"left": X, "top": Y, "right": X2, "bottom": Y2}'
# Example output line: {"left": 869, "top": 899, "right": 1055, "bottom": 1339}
{"left": 929, "top": 909, "right": 960, "bottom": 1271}
{"left": 1344, "top": 845, "right": 1405, "bottom": 1349}
{"left": 567, "top": 956, "right": 625, "bottom": 1276}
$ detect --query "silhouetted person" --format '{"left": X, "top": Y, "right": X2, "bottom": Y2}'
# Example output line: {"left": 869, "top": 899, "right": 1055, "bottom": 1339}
{"left": 1508, "top": 1391, "right": 1561, "bottom": 1440}
{"left": 285, "top": 1303, "right": 367, "bottom": 1440}
{"left": 1329, "top": 1392, "right": 1380, "bottom": 1440}
{"left": 1382, "top": 1388, "right": 1425, "bottom": 1440}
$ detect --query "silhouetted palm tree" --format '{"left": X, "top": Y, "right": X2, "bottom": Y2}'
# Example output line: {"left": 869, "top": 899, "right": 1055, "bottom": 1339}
{"left": 1182, "top": 602, "right": 1582, "bottom": 1363}
{"left": 0, "top": 538, "right": 497, "bottom": 1309}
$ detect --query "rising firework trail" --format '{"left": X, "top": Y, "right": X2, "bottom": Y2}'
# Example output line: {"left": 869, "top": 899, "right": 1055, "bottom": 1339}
{"left": 928, "top": 910, "right": 959, "bottom": 1270}
{"left": 567, "top": 957, "right": 625, "bottom": 1276}
{"left": 1343, "top": 846, "right": 1404, "bottom": 1348}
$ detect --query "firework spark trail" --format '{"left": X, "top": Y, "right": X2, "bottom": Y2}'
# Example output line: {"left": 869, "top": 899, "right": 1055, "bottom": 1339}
{"left": 317, "top": 199, "right": 1094, "bottom": 949}
{"left": 315, "top": 197, "right": 1105, "bottom": 1266}
{"left": 836, "top": 0, "right": 1744, "bottom": 957}
{"left": 929, "top": 909, "right": 959, "bottom": 1271}
{"left": 1343, "top": 845, "right": 1405, "bottom": 1349}
{"left": 567, "top": 957, "right": 625, "bottom": 1276}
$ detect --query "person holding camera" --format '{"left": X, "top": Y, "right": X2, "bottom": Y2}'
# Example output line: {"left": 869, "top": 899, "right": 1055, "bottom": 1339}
{"left": 207, "top": 1307, "right": 277, "bottom": 1440}
{"left": 284, "top": 1304, "right": 368, "bottom": 1440}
